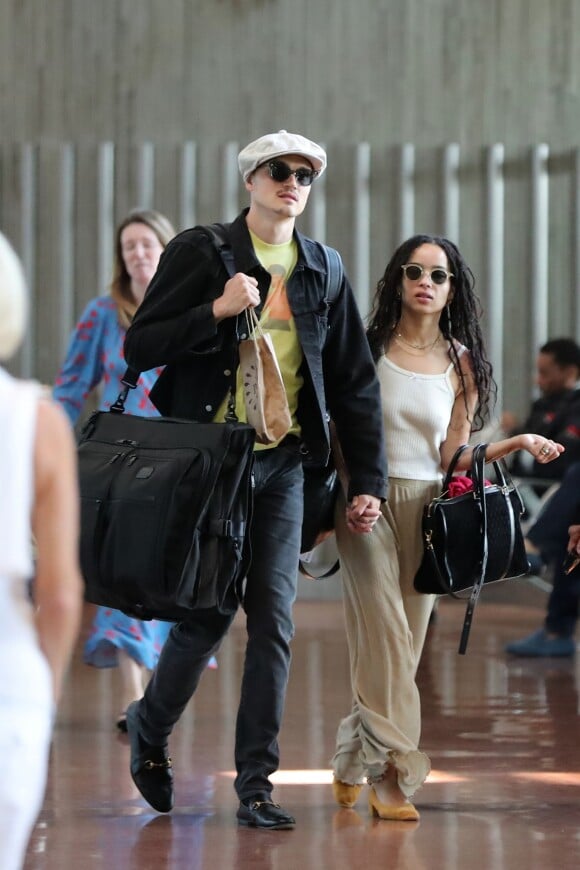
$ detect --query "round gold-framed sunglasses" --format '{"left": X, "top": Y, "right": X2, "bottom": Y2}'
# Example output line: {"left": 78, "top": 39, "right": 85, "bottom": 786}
{"left": 401, "top": 263, "right": 453, "bottom": 285}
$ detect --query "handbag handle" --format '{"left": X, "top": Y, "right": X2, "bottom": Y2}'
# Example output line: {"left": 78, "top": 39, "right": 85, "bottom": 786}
{"left": 441, "top": 444, "right": 472, "bottom": 491}
{"left": 426, "top": 442, "right": 523, "bottom": 653}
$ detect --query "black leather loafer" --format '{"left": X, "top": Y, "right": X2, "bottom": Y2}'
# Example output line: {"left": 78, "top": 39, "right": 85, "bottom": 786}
{"left": 237, "top": 799, "right": 296, "bottom": 830}
{"left": 126, "top": 701, "right": 174, "bottom": 813}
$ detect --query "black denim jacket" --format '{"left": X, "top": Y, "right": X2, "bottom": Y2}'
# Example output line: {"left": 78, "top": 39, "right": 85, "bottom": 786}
{"left": 124, "top": 210, "right": 387, "bottom": 501}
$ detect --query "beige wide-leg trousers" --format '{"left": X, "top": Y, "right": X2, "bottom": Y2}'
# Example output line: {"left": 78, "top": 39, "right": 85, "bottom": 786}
{"left": 332, "top": 477, "right": 440, "bottom": 797}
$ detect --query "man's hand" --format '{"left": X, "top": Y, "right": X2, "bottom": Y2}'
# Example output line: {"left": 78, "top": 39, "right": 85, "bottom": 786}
{"left": 346, "top": 495, "right": 381, "bottom": 534}
{"left": 212, "top": 273, "right": 260, "bottom": 322}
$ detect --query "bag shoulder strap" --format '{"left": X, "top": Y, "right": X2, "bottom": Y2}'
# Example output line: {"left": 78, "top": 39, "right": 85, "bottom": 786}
{"left": 195, "top": 222, "right": 237, "bottom": 278}
{"left": 319, "top": 243, "right": 343, "bottom": 305}
{"left": 195, "top": 223, "right": 244, "bottom": 340}
{"left": 457, "top": 442, "right": 488, "bottom": 654}
{"left": 298, "top": 244, "right": 344, "bottom": 582}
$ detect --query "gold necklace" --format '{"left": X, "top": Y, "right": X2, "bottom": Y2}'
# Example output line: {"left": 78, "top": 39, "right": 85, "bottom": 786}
{"left": 394, "top": 331, "right": 441, "bottom": 352}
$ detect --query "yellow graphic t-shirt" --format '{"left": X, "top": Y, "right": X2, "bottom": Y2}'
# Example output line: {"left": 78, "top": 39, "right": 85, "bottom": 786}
{"left": 214, "top": 231, "right": 304, "bottom": 450}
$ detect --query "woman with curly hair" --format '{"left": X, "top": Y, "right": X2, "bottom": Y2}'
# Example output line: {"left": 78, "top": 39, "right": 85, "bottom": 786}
{"left": 331, "top": 234, "right": 563, "bottom": 821}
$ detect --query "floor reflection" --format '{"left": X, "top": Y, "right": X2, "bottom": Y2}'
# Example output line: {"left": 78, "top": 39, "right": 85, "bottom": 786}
{"left": 24, "top": 599, "right": 580, "bottom": 870}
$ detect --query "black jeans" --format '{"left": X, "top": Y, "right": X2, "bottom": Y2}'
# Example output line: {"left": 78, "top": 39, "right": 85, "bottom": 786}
{"left": 527, "top": 461, "right": 580, "bottom": 637}
{"left": 137, "top": 440, "right": 304, "bottom": 800}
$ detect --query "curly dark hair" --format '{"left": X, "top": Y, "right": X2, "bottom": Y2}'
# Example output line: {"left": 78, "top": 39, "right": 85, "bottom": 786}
{"left": 366, "top": 234, "right": 495, "bottom": 431}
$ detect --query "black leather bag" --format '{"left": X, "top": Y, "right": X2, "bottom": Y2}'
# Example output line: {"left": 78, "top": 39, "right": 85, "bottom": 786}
{"left": 300, "top": 460, "right": 340, "bottom": 554}
{"left": 414, "top": 443, "right": 529, "bottom": 653}
{"left": 77, "top": 372, "right": 255, "bottom": 621}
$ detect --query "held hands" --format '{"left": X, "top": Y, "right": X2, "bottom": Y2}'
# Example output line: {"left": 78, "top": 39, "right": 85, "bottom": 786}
{"left": 564, "top": 524, "right": 580, "bottom": 574}
{"left": 212, "top": 273, "right": 260, "bottom": 322}
{"left": 518, "top": 434, "right": 565, "bottom": 464}
{"left": 569, "top": 525, "right": 580, "bottom": 554}
{"left": 346, "top": 495, "right": 381, "bottom": 535}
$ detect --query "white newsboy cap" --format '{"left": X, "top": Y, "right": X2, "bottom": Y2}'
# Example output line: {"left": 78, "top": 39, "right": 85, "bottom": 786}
{"left": 238, "top": 130, "right": 327, "bottom": 181}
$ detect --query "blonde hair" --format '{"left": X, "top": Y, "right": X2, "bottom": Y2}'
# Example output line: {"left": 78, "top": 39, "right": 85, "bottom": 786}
{"left": 0, "top": 232, "right": 28, "bottom": 361}
{"left": 111, "top": 209, "right": 176, "bottom": 329}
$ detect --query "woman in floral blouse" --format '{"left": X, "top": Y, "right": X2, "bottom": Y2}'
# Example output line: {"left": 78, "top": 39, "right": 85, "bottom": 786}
{"left": 54, "top": 209, "right": 216, "bottom": 731}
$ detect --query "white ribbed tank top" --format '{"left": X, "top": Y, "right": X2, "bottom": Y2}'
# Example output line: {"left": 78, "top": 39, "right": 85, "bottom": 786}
{"left": 378, "top": 348, "right": 465, "bottom": 480}
{"left": 0, "top": 367, "right": 52, "bottom": 711}
{"left": 0, "top": 368, "right": 42, "bottom": 652}
{"left": 0, "top": 368, "right": 38, "bottom": 578}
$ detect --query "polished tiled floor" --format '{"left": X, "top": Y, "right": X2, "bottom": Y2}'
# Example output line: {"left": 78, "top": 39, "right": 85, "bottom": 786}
{"left": 24, "top": 588, "right": 580, "bottom": 870}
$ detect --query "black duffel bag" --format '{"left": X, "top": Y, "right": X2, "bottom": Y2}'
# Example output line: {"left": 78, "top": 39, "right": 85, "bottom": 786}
{"left": 78, "top": 371, "right": 255, "bottom": 621}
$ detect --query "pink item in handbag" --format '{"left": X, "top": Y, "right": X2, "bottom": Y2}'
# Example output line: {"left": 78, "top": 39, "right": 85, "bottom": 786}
{"left": 448, "top": 475, "right": 491, "bottom": 497}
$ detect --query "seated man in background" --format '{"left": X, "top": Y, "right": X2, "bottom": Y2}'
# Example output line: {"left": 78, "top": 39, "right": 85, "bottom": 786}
{"left": 503, "top": 337, "right": 580, "bottom": 483}
{"left": 505, "top": 461, "right": 580, "bottom": 658}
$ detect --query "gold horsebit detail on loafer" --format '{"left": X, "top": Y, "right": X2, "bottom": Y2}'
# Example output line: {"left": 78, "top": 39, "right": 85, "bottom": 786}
{"left": 143, "top": 757, "right": 173, "bottom": 770}
{"left": 249, "top": 800, "right": 279, "bottom": 809}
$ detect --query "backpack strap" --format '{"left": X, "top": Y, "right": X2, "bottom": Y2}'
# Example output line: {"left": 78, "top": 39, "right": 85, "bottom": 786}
{"left": 191, "top": 223, "right": 242, "bottom": 422}
{"left": 319, "top": 243, "right": 343, "bottom": 305}
{"left": 297, "top": 244, "right": 344, "bottom": 580}
{"left": 195, "top": 222, "right": 236, "bottom": 278}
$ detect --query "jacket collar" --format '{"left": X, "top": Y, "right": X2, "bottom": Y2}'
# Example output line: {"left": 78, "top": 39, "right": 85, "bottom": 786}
{"left": 228, "top": 209, "right": 325, "bottom": 276}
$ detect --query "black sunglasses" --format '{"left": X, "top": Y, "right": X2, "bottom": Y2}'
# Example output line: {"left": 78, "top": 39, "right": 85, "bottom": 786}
{"left": 266, "top": 160, "right": 318, "bottom": 187}
{"left": 401, "top": 263, "right": 453, "bottom": 285}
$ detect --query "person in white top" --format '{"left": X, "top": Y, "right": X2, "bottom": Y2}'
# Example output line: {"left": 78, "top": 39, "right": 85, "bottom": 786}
{"left": 0, "top": 231, "right": 83, "bottom": 870}
{"left": 331, "top": 234, "right": 564, "bottom": 822}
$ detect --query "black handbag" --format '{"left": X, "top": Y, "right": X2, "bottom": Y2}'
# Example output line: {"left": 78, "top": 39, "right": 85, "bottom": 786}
{"left": 300, "top": 459, "right": 340, "bottom": 555}
{"left": 414, "top": 443, "right": 529, "bottom": 653}
{"left": 77, "top": 369, "right": 255, "bottom": 621}
{"left": 298, "top": 461, "right": 340, "bottom": 580}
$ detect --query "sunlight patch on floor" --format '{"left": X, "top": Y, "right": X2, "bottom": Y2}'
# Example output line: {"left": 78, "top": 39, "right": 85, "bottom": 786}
{"left": 219, "top": 769, "right": 470, "bottom": 785}
{"left": 510, "top": 771, "right": 580, "bottom": 786}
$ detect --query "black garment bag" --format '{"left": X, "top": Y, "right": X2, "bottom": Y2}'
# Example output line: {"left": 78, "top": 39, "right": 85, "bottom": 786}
{"left": 78, "top": 363, "right": 255, "bottom": 621}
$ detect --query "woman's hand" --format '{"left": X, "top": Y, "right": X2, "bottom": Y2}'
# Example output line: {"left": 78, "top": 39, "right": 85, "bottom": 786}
{"left": 517, "top": 434, "right": 565, "bottom": 464}
{"left": 346, "top": 495, "right": 381, "bottom": 534}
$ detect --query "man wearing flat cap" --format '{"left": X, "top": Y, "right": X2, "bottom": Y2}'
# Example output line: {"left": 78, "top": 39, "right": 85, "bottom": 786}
{"left": 124, "top": 130, "right": 387, "bottom": 829}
